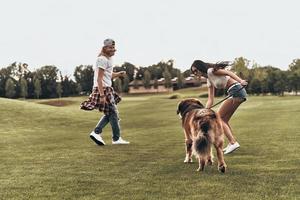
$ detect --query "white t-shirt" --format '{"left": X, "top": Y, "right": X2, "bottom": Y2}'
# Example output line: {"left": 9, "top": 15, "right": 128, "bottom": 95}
{"left": 93, "top": 56, "right": 113, "bottom": 87}
{"left": 207, "top": 68, "right": 230, "bottom": 89}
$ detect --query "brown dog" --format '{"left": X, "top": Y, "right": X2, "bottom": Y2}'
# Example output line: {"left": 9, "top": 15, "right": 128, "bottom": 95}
{"left": 177, "top": 98, "right": 226, "bottom": 173}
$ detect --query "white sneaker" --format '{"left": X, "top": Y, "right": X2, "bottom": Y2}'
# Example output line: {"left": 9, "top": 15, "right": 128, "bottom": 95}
{"left": 90, "top": 131, "right": 105, "bottom": 145}
{"left": 112, "top": 137, "right": 130, "bottom": 145}
{"left": 224, "top": 142, "right": 240, "bottom": 155}
{"left": 223, "top": 144, "right": 231, "bottom": 152}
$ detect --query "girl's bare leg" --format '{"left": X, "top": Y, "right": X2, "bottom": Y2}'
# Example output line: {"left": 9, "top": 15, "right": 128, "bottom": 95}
{"left": 218, "top": 98, "right": 243, "bottom": 144}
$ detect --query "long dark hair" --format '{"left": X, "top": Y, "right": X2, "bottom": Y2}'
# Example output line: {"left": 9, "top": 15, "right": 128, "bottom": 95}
{"left": 191, "top": 60, "right": 230, "bottom": 75}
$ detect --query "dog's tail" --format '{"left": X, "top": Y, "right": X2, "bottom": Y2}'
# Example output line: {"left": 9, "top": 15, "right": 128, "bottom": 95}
{"left": 193, "top": 118, "right": 214, "bottom": 156}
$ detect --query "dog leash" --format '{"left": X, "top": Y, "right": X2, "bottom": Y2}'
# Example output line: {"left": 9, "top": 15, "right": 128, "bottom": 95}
{"left": 208, "top": 85, "right": 247, "bottom": 109}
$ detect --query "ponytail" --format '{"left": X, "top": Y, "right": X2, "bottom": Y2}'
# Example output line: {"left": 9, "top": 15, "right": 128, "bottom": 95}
{"left": 212, "top": 61, "right": 232, "bottom": 71}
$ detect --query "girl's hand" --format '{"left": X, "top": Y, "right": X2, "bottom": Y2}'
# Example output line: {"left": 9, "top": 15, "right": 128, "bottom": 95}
{"left": 240, "top": 80, "right": 248, "bottom": 86}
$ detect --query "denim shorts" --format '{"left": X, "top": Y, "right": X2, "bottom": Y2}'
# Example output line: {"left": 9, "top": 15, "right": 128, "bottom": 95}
{"left": 227, "top": 83, "right": 247, "bottom": 101}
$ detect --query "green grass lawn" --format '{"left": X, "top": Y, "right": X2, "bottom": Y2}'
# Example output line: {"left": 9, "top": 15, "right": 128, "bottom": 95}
{"left": 0, "top": 89, "right": 299, "bottom": 200}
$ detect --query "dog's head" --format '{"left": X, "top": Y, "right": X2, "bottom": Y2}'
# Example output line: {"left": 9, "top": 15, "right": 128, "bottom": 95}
{"left": 177, "top": 98, "right": 205, "bottom": 118}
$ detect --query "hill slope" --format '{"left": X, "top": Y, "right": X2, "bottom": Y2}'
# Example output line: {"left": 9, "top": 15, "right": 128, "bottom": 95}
{"left": 0, "top": 93, "right": 299, "bottom": 200}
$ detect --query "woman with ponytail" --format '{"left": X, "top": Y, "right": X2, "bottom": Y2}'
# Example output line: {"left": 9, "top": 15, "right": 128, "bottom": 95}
{"left": 191, "top": 60, "right": 248, "bottom": 154}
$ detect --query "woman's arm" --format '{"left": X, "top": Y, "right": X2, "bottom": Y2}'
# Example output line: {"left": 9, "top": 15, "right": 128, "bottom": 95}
{"left": 206, "top": 86, "right": 215, "bottom": 108}
{"left": 112, "top": 71, "right": 126, "bottom": 79}
{"left": 213, "top": 69, "right": 248, "bottom": 85}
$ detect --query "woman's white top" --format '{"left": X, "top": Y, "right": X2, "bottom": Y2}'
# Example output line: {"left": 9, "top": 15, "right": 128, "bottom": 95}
{"left": 93, "top": 56, "right": 113, "bottom": 87}
{"left": 206, "top": 68, "right": 230, "bottom": 89}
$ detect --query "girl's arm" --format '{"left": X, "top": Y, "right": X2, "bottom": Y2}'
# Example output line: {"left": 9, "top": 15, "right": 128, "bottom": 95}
{"left": 206, "top": 86, "right": 215, "bottom": 108}
{"left": 213, "top": 69, "right": 248, "bottom": 85}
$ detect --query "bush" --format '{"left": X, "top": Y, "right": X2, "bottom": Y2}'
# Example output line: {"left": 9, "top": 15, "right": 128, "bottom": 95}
{"left": 169, "top": 93, "right": 181, "bottom": 99}
{"left": 199, "top": 93, "right": 208, "bottom": 98}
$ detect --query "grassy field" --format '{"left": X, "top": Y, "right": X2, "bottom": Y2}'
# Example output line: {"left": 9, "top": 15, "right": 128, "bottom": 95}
{"left": 0, "top": 88, "right": 299, "bottom": 200}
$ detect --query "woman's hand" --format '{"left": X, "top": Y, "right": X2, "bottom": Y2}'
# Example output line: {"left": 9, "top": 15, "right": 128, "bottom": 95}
{"left": 99, "top": 96, "right": 106, "bottom": 104}
{"left": 240, "top": 80, "right": 248, "bottom": 86}
{"left": 112, "top": 71, "right": 126, "bottom": 79}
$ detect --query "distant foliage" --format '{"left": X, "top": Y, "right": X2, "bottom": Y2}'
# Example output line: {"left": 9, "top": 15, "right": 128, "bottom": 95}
{"left": 163, "top": 68, "right": 172, "bottom": 88}
{"left": 5, "top": 78, "right": 16, "bottom": 98}
{"left": 143, "top": 70, "right": 151, "bottom": 89}
{"left": 0, "top": 58, "right": 300, "bottom": 99}
{"left": 113, "top": 78, "right": 122, "bottom": 93}
{"left": 34, "top": 78, "right": 41, "bottom": 99}
{"left": 20, "top": 77, "right": 28, "bottom": 98}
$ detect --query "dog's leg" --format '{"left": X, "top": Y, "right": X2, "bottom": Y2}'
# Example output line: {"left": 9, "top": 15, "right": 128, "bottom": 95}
{"left": 215, "top": 144, "right": 227, "bottom": 173}
{"left": 207, "top": 147, "right": 214, "bottom": 166}
{"left": 184, "top": 139, "right": 193, "bottom": 163}
{"left": 196, "top": 155, "right": 206, "bottom": 172}
{"left": 215, "top": 120, "right": 227, "bottom": 173}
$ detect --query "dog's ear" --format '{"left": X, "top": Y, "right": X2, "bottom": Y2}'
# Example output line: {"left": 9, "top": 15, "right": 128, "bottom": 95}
{"left": 177, "top": 101, "right": 183, "bottom": 115}
{"left": 196, "top": 99, "right": 205, "bottom": 108}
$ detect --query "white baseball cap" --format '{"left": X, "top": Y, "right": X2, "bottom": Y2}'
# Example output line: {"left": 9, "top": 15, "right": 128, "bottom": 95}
{"left": 103, "top": 38, "right": 115, "bottom": 46}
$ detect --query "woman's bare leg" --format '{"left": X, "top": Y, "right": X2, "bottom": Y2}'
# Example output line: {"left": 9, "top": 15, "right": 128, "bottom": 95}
{"left": 222, "top": 122, "right": 235, "bottom": 144}
{"left": 218, "top": 98, "right": 243, "bottom": 144}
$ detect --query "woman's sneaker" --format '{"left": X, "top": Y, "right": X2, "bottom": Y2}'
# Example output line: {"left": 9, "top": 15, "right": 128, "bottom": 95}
{"left": 224, "top": 142, "right": 240, "bottom": 155}
{"left": 223, "top": 144, "right": 231, "bottom": 152}
{"left": 90, "top": 131, "right": 105, "bottom": 145}
{"left": 112, "top": 137, "right": 130, "bottom": 144}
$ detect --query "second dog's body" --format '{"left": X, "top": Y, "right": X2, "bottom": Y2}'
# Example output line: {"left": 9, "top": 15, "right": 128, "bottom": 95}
{"left": 177, "top": 98, "right": 227, "bottom": 173}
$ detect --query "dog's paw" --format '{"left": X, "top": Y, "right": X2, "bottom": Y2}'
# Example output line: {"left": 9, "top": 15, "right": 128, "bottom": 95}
{"left": 184, "top": 158, "right": 193, "bottom": 163}
{"left": 218, "top": 164, "right": 226, "bottom": 173}
{"left": 196, "top": 167, "right": 204, "bottom": 172}
{"left": 207, "top": 159, "right": 213, "bottom": 166}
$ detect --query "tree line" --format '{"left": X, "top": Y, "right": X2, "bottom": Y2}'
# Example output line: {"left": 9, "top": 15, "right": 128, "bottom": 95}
{"left": 0, "top": 57, "right": 299, "bottom": 99}
{"left": 229, "top": 57, "right": 300, "bottom": 96}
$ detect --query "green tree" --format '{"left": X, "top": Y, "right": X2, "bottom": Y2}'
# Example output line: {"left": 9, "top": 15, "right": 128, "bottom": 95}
{"left": 289, "top": 59, "right": 300, "bottom": 72}
{"left": 153, "top": 78, "right": 159, "bottom": 89}
{"left": 274, "top": 70, "right": 287, "bottom": 96}
{"left": 73, "top": 65, "right": 94, "bottom": 93}
{"left": 287, "top": 72, "right": 299, "bottom": 95}
{"left": 148, "top": 64, "right": 162, "bottom": 80}
{"left": 20, "top": 77, "right": 28, "bottom": 98}
{"left": 232, "top": 57, "right": 250, "bottom": 80}
{"left": 56, "top": 82, "right": 63, "bottom": 98}
{"left": 122, "top": 74, "right": 130, "bottom": 93}
{"left": 183, "top": 69, "right": 191, "bottom": 78}
{"left": 133, "top": 79, "right": 139, "bottom": 89}
{"left": 113, "top": 78, "right": 122, "bottom": 93}
{"left": 287, "top": 59, "right": 300, "bottom": 95}
{"left": 143, "top": 70, "right": 151, "bottom": 89}
{"left": 163, "top": 68, "right": 172, "bottom": 88}
{"left": 34, "top": 78, "right": 41, "bottom": 99}
{"left": 249, "top": 78, "right": 261, "bottom": 95}
{"left": 61, "top": 76, "right": 72, "bottom": 97}
{"left": 0, "top": 63, "right": 18, "bottom": 97}
{"left": 121, "top": 62, "right": 136, "bottom": 82}
{"left": 176, "top": 71, "right": 184, "bottom": 89}
{"left": 36, "top": 65, "right": 59, "bottom": 98}
{"left": 76, "top": 83, "right": 82, "bottom": 95}
{"left": 5, "top": 78, "right": 16, "bottom": 98}
{"left": 263, "top": 67, "right": 287, "bottom": 95}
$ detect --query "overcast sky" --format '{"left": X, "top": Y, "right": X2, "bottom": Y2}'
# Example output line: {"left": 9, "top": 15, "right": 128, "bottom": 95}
{"left": 0, "top": 0, "right": 299, "bottom": 75}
